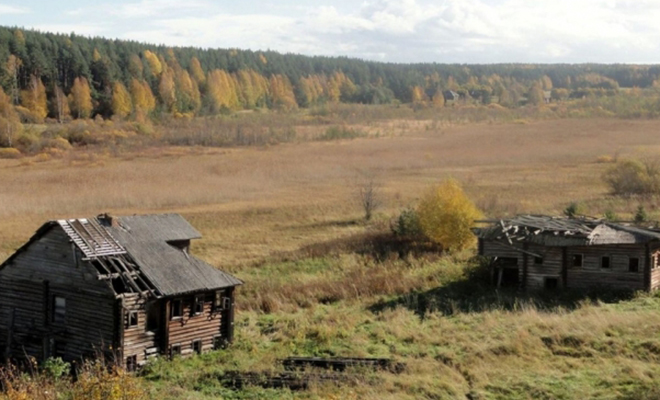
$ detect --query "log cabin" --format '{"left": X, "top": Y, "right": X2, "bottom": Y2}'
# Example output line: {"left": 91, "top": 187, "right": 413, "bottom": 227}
{"left": 0, "top": 213, "right": 242, "bottom": 370}
{"left": 474, "top": 215, "right": 660, "bottom": 291}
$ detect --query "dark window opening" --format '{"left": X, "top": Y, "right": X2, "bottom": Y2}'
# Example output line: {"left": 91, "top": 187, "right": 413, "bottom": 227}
{"left": 572, "top": 254, "right": 583, "bottom": 267}
{"left": 214, "top": 291, "right": 223, "bottom": 310}
{"left": 171, "top": 299, "right": 183, "bottom": 319}
{"left": 601, "top": 256, "right": 611, "bottom": 269}
{"left": 170, "top": 343, "right": 181, "bottom": 358}
{"left": 146, "top": 304, "right": 160, "bottom": 332}
{"left": 53, "top": 296, "right": 66, "bottom": 323}
{"left": 544, "top": 277, "right": 559, "bottom": 290}
{"left": 629, "top": 257, "right": 640, "bottom": 273}
{"left": 126, "top": 311, "right": 138, "bottom": 328}
{"left": 126, "top": 355, "right": 137, "bottom": 372}
{"left": 534, "top": 256, "right": 543, "bottom": 265}
{"left": 499, "top": 257, "right": 518, "bottom": 267}
{"left": 193, "top": 295, "right": 204, "bottom": 315}
{"left": 192, "top": 339, "right": 202, "bottom": 354}
{"left": 223, "top": 297, "right": 231, "bottom": 310}
{"left": 494, "top": 267, "right": 519, "bottom": 288}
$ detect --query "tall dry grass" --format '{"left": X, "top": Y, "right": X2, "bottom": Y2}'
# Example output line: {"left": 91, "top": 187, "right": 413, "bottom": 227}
{"left": 0, "top": 360, "right": 148, "bottom": 400}
{"left": 2, "top": 117, "right": 660, "bottom": 265}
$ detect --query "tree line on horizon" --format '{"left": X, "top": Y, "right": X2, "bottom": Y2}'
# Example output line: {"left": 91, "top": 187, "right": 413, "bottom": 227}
{"left": 2, "top": 26, "right": 660, "bottom": 127}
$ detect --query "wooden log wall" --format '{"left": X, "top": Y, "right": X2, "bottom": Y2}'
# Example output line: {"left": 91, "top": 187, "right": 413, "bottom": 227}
{"left": 0, "top": 227, "right": 117, "bottom": 363}
{"left": 565, "top": 245, "right": 646, "bottom": 290}
{"left": 167, "top": 292, "right": 223, "bottom": 357}
{"left": 482, "top": 240, "right": 523, "bottom": 284}
{"left": 121, "top": 294, "right": 158, "bottom": 366}
{"left": 525, "top": 244, "right": 563, "bottom": 289}
{"left": 650, "top": 248, "right": 660, "bottom": 290}
{"left": 481, "top": 239, "right": 653, "bottom": 291}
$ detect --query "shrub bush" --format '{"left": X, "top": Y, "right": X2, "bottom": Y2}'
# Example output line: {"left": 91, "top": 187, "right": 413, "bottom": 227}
{"left": 41, "top": 357, "right": 70, "bottom": 380}
{"left": 564, "top": 202, "right": 584, "bottom": 218}
{"left": 604, "top": 209, "right": 618, "bottom": 221}
{"left": 391, "top": 208, "right": 424, "bottom": 239}
{"left": 416, "top": 179, "right": 483, "bottom": 251}
{"left": 602, "top": 159, "right": 660, "bottom": 196}
{"left": 635, "top": 205, "right": 649, "bottom": 223}
{"left": 319, "top": 126, "right": 365, "bottom": 141}
{"left": 0, "top": 147, "right": 21, "bottom": 158}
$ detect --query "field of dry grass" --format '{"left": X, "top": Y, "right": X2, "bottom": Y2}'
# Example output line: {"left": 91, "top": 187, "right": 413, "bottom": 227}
{"left": 4, "top": 115, "right": 660, "bottom": 399}
{"left": 2, "top": 117, "right": 660, "bottom": 265}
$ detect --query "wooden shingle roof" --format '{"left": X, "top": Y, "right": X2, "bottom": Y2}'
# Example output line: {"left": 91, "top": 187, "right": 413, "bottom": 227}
{"left": 1, "top": 213, "right": 241, "bottom": 298}
{"left": 475, "top": 215, "right": 660, "bottom": 246}
{"left": 104, "top": 214, "right": 242, "bottom": 296}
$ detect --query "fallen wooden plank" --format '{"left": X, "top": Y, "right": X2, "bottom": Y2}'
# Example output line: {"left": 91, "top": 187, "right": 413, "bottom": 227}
{"left": 280, "top": 356, "right": 405, "bottom": 373}
{"left": 219, "top": 371, "right": 357, "bottom": 390}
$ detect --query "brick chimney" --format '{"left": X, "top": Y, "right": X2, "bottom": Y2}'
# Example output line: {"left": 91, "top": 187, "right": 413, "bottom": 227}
{"left": 98, "top": 213, "right": 119, "bottom": 227}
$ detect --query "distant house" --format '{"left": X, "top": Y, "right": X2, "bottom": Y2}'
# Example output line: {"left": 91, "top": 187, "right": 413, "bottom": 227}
{"left": 543, "top": 91, "right": 552, "bottom": 104}
{"left": 0, "top": 213, "right": 242, "bottom": 369}
{"left": 443, "top": 90, "right": 460, "bottom": 105}
{"left": 474, "top": 215, "right": 660, "bottom": 291}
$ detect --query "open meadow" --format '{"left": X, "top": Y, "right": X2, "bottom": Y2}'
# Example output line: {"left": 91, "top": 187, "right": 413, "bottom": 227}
{"left": 3, "top": 114, "right": 660, "bottom": 399}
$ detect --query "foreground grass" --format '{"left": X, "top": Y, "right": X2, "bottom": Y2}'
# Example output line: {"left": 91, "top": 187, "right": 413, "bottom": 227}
{"left": 3, "top": 115, "right": 660, "bottom": 398}
{"left": 137, "top": 252, "right": 660, "bottom": 400}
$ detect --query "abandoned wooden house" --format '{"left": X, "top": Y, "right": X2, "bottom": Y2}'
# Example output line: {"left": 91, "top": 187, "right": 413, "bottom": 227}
{"left": 0, "top": 213, "right": 242, "bottom": 369}
{"left": 475, "top": 215, "right": 660, "bottom": 291}
{"left": 443, "top": 90, "right": 460, "bottom": 104}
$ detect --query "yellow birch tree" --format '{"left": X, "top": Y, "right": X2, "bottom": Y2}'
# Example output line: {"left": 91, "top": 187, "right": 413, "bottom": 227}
{"left": 20, "top": 75, "right": 48, "bottom": 122}
{"left": 417, "top": 179, "right": 483, "bottom": 251}
{"left": 111, "top": 81, "right": 133, "bottom": 118}
{"left": 0, "top": 87, "right": 21, "bottom": 147}
{"left": 69, "top": 77, "right": 93, "bottom": 119}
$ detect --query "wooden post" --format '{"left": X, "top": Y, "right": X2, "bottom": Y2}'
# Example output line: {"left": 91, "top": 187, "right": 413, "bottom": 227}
{"left": 43, "top": 280, "right": 50, "bottom": 327}
{"left": 522, "top": 243, "right": 529, "bottom": 290}
{"left": 114, "top": 299, "right": 124, "bottom": 365}
{"left": 161, "top": 299, "right": 170, "bottom": 355}
{"left": 227, "top": 288, "right": 236, "bottom": 343}
{"left": 496, "top": 268, "right": 503, "bottom": 288}
{"left": 561, "top": 247, "right": 568, "bottom": 288}
{"left": 646, "top": 244, "right": 652, "bottom": 291}
{"left": 4, "top": 308, "right": 15, "bottom": 363}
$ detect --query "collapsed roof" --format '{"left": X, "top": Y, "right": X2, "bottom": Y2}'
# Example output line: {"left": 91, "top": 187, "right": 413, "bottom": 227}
{"left": 3, "top": 213, "right": 242, "bottom": 298}
{"left": 474, "top": 215, "right": 660, "bottom": 247}
{"left": 104, "top": 214, "right": 242, "bottom": 297}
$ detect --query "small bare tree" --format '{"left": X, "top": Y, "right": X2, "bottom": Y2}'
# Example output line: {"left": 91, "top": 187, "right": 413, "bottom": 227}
{"left": 358, "top": 178, "right": 382, "bottom": 221}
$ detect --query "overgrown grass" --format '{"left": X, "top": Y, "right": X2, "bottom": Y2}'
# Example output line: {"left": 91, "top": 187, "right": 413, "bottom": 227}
{"left": 7, "top": 93, "right": 660, "bottom": 158}
{"left": 318, "top": 126, "right": 366, "bottom": 141}
{"left": 137, "top": 250, "right": 660, "bottom": 399}
{"left": 3, "top": 112, "right": 660, "bottom": 398}
{"left": 0, "top": 359, "right": 148, "bottom": 400}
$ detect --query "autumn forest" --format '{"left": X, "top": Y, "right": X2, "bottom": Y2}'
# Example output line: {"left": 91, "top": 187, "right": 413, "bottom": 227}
{"left": 3, "top": 25, "right": 660, "bottom": 121}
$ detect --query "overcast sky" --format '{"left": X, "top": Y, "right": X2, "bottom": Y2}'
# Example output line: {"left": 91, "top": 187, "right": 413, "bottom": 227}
{"left": 0, "top": 0, "right": 659, "bottom": 64}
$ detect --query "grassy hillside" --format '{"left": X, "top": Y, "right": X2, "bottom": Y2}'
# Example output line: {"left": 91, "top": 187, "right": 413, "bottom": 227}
{"left": 3, "top": 115, "right": 660, "bottom": 398}
{"left": 141, "top": 253, "right": 660, "bottom": 399}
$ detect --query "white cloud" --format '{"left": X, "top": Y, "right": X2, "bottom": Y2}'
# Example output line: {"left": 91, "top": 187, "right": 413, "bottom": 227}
{"left": 0, "top": 3, "right": 28, "bottom": 14}
{"left": 122, "top": 13, "right": 295, "bottom": 49}
{"left": 32, "top": 23, "right": 106, "bottom": 37}
{"left": 64, "top": 8, "right": 84, "bottom": 17}
{"left": 111, "top": 0, "right": 212, "bottom": 18}
{"left": 27, "top": 0, "right": 660, "bottom": 63}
